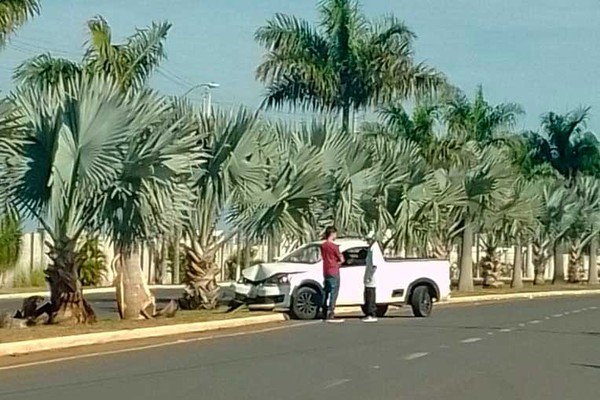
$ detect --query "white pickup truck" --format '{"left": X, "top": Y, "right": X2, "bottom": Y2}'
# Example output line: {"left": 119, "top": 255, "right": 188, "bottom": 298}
{"left": 233, "top": 239, "right": 450, "bottom": 320}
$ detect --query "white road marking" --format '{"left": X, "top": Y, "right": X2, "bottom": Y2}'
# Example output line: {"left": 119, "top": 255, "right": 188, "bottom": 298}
{"left": 404, "top": 352, "right": 430, "bottom": 360}
{"left": 529, "top": 320, "right": 541, "bottom": 324}
{"left": 499, "top": 328, "right": 513, "bottom": 332}
{"left": 0, "top": 321, "right": 321, "bottom": 372}
{"left": 518, "top": 323, "right": 526, "bottom": 327}
{"left": 370, "top": 365, "right": 380, "bottom": 369}
{"left": 564, "top": 311, "right": 571, "bottom": 315}
{"left": 487, "top": 332, "right": 494, "bottom": 335}
{"left": 324, "top": 379, "right": 351, "bottom": 389}
{"left": 573, "top": 310, "right": 581, "bottom": 314}
{"left": 552, "top": 313, "right": 563, "bottom": 317}
{"left": 545, "top": 316, "right": 551, "bottom": 320}
{"left": 461, "top": 337, "right": 482, "bottom": 344}
{"left": 590, "top": 306, "right": 598, "bottom": 310}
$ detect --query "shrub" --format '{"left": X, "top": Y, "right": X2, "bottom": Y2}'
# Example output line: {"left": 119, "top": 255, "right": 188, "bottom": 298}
{"left": 13, "top": 268, "right": 46, "bottom": 288}
{"left": 0, "top": 210, "right": 21, "bottom": 274}
{"left": 77, "top": 237, "right": 108, "bottom": 287}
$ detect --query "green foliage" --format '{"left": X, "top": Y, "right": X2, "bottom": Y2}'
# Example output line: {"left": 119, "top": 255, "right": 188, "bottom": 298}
{"left": 12, "top": 268, "right": 45, "bottom": 288}
{"left": 14, "top": 16, "right": 171, "bottom": 93}
{"left": 77, "top": 237, "right": 107, "bottom": 287}
{"left": 0, "top": 210, "right": 21, "bottom": 273}
{"left": 0, "top": 0, "right": 40, "bottom": 46}
{"left": 224, "top": 247, "right": 264, "bottom": 281}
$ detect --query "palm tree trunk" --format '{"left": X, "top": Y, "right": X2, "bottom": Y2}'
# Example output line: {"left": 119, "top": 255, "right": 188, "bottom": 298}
{"left": 458, "top": 222, "right": 474, "bottom": 292}
{"left": 114, "top": 247, "right": 156, "bottom": 320}
{"left": 588, "top": 237, "right": 599, "bottom": 285}
{"left": 179, "top": 244, "right": 221, "bottom": 310}
{"left": 567, "top": 243, "right": 582, "bottom": 283}
{"left": 172, "top": 229, "right": 180, "bottom": 284}
{"left": 511, "top": 242, "right": 524, "bottom": 289}
{"left": 532, "top": 241, "right": 547, "bottom": 285}
{"left": 46, "top": 238, "right": 96, "bottom": 324}
{"left": 341, "top": 105, "right": 351, "bottom": 134}
{"left": 552, "top": 242, "right": 565, "bottom": 284}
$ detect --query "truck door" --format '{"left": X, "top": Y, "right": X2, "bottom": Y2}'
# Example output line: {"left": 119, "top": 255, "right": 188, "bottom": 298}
{"left": 336, "top": 247, "right": 368, "bottom": 305}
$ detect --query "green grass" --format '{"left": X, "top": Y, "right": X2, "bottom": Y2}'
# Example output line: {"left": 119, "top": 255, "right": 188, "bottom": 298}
{"left": 0, "top": 308, "right": 269, "bottom": 344}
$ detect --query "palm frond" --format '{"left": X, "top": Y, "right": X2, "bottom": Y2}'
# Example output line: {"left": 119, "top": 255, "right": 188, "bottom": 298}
{"left": 0, "top": 0, "right": 39, "bottom": 45}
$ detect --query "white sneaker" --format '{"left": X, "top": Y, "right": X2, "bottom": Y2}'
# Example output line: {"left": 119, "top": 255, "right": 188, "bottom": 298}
{"left": 361, "top": 316, "right": 378, "bottom": 323}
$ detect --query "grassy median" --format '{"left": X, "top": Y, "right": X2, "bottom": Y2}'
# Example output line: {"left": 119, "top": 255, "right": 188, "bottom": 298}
{"left": 0, "top": 308, "right": 269, "bottom": 344}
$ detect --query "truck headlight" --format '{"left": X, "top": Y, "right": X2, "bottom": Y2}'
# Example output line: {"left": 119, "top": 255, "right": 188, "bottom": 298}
{"left": 265, "top": 274, "right": 290, "bottom": 285}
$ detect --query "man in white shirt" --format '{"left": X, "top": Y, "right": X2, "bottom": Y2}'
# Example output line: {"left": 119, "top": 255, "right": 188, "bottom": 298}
{"left": 362, "top": 237, "right": 378, "bottom": 323}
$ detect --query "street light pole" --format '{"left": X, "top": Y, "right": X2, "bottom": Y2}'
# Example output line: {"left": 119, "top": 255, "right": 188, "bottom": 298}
{"left": 181, "top": 82, "right": 220, "bottom": 115}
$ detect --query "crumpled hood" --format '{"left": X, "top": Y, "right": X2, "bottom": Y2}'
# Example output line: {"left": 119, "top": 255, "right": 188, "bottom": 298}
{"left": 241, "top": 262, "right": 313, "bottom": 283}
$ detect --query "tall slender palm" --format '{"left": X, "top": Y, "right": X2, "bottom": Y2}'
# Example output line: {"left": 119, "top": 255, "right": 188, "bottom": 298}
{"left": 0, "top": 0, "right": 39, "bottom": 46}
{"left": 14, "top": 16, "right": 171, "bottom": 93}
{"left": 525, "top": 107, "right": 600, "bottom": 180}
{"left": 255, "top": 0, "right": 445, "bottom": 132}
{"left": 444, "top": 86, "right": 523, "bottom": 145}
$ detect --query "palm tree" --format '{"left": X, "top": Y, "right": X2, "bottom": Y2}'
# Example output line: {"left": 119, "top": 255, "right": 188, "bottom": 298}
{"left": 525, "top": 108, "right": 600, "bottom": 284}
{"left": 179, "top": 107, "right": 267, "bottom": 310}
{"left": 530, "top": 180, "right": 577, "bottom": 285}
{"left": 14, "top": 16, "right": 171, "bottom": 93}
{"left": 563, "top": 177, "right": 600, "bottom": 283}
{"left": 451, "top": 144, "right": 514, "bottom": 292}
{"left": 0, "top": 75, "right": 197, "bottom": 323}
{"left": 480, "top": 179, "right": 540, "bottom": 288}
{"left": 444, "top": 86, "right": 523, "bottom": 145}
{"left": 255, "top": 0, "right": 445, "bottom": 132}
{"left": 0, "top": 0, "right": 39, "bottom": 46}
{"left": 525, "top": 107, "right": 600, "bottom": 180}
{"left": 97, "top": 94, "right": 202, "bottom": 319}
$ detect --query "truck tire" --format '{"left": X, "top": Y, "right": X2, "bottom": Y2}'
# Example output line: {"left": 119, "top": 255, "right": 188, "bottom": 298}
{"left": 411, "top": 286, "right": 433, "bottom": 317}
{"left": 290, "top": 286, "right": 321, "bottom": 320}
{"left": 360, "top": 304, "right": 389, "bottom": 318}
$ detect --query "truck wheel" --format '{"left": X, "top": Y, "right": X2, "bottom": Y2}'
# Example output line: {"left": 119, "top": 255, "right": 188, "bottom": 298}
{"left": 360, "top": 304, "right": 389, "bottom": 317}
{"left": 291, "top": 286, "right": 321, "bottom": 320}
{"left": 411, "top": 286, "right": 433, "bottom": 317}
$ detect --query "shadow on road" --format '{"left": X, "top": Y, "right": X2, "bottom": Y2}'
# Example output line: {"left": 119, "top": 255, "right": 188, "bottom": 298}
{"left": 572, "top": 363, "right": 600, "bottom": 370}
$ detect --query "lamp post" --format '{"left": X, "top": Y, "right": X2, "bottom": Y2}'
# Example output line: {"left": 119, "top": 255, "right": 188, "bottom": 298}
{"left": 182, "top": 82, "right": 220, "bottom": 115}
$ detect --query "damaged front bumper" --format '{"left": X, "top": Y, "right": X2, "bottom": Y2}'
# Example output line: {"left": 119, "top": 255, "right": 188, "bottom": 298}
{"left": 232, "top": 282, "right": 292, "bottom": 311}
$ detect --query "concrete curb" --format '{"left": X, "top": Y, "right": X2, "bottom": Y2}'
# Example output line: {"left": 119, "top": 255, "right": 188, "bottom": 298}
{"left": 334, "top": 289, "right": 600, "bottom": 315}
{"left": 0, "top": 313, "right": 287, "bottom": 357}
{"left": 445, "top": 289, "right": 600, "bottom": 304}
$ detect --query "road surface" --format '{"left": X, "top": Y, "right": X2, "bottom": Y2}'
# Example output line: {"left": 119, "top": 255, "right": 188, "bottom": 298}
{"left": 1, "top": 296, "right": 599, "bottom": 399}
{"left": 0, "top": 288, "right": 184, "bottom": 318}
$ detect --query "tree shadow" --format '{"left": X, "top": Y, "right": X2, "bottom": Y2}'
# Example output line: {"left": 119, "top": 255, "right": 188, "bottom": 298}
{"left": 572, "top": 363, "right": 600, "bottom": 370}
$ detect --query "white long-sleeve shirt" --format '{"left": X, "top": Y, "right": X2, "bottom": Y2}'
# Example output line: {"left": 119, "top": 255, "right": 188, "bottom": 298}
{"left": 363, "top": 243, "right": 377, "bottom": 288}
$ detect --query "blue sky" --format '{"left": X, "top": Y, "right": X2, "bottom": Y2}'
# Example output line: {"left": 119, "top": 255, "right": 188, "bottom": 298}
{"left": 1, "top": 0, "right": 598, "bottom": 131}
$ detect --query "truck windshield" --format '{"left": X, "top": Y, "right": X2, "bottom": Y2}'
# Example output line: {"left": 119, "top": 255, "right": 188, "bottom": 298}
{"left": 280, "top": 244, "right": 322, "bottom": 264}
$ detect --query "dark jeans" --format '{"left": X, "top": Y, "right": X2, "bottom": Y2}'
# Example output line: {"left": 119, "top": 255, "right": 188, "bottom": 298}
{"left": 323, "top": 275, "right": 340, "bottom": 317}
{"left": 364, "top": 287, "right": 377, "bottom": 317}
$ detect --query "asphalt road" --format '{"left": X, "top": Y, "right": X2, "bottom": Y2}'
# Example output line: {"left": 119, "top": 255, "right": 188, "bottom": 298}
{"left": 1, "top": 296, "right": 599, "bottom": 399}
{"left": 0, "top": 289, "right": 184, "bottom": 319}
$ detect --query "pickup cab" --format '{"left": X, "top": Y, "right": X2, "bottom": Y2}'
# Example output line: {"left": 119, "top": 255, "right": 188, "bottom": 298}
{"left": 232, "top": 239, "right": 451, "bottom": 320}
